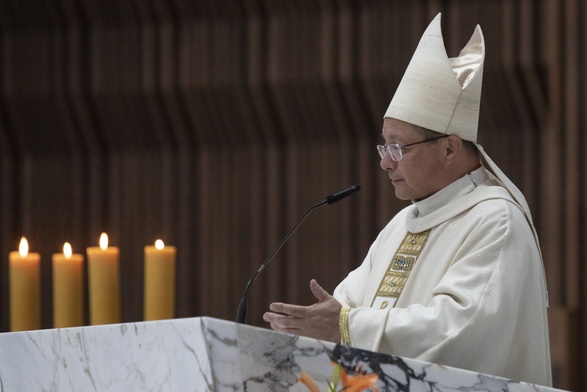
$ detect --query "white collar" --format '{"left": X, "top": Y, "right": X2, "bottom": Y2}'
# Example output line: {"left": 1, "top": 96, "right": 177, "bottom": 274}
{"left": 412, "top": 166, "right": 488, "bottom": 218}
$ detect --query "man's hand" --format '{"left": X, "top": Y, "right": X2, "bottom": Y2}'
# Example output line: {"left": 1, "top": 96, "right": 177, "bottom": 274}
{"left": 263, "top": 279, "right": 342, "bottom": 343}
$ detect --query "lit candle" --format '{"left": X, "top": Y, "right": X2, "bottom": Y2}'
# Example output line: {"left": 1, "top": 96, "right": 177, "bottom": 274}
{"left": 144, "top": 239, "right": 176, "bottom": 321}
{"left": 52, "top": 242, "right": 84, "bottom": 328}
{"left": 87, "top": 233, "right": 120, "bottom": 325}
{"left": 9, "top": 237, "right": 41, "bottom": 331}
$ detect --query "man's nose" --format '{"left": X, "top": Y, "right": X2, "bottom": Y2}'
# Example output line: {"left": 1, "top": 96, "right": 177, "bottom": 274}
{"left": 380, "top": 154, "right": 397, "bottom": 171}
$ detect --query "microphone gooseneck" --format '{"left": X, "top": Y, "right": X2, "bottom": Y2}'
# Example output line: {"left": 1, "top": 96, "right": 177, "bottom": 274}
{"left": 325, "top": 184, "right": 361, "bottom": 204}
{"left": 235, "top": 184, "right": 361, "bottom": 324}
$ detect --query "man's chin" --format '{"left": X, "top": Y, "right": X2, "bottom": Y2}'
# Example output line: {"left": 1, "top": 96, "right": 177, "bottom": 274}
{"left": 392, "top": 184, "right": 412, "bottom": 201}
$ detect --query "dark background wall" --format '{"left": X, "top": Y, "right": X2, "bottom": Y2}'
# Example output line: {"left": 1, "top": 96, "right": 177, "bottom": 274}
{"left": 0, "top": 1, "right": 584, "bottom": 390}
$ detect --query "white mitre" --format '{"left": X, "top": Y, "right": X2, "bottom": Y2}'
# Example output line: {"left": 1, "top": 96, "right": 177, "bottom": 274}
{"left": 385, "top": 12, "right": 483, "bottom": 140}
{"left": 385, "top": 13, "right": 535, "bottom": 226}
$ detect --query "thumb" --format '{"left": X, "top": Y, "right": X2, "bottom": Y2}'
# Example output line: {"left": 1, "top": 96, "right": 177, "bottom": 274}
{"left": 310, "top": 279, "right": 331, "bottom": 302}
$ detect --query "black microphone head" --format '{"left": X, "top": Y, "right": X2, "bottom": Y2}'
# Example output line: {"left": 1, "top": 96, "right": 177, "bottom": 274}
{"left": 325, "top": 184, "right": 361, "bottom": 204}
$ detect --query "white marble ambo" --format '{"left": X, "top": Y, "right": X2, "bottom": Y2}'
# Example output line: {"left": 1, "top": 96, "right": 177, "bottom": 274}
{"left": 0, "top": 317, "right": 565, "bottom": 391}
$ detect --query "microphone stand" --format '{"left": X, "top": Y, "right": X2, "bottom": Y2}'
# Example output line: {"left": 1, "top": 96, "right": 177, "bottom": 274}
{"left": 235, "top": 184, "right": 360, "bottom": 324}
{"left": 235, "top": 199, "right": 327, "bottom": 324}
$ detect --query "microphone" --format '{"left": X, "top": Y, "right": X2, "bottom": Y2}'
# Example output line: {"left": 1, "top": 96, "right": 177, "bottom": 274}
{"left": 235, "top": 184, "right": 361, "bottom": 324}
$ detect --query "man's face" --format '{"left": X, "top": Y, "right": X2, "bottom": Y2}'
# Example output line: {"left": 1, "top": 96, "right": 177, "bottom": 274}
{"left": 380, "top": 118, "right": 447, "bottom": 201}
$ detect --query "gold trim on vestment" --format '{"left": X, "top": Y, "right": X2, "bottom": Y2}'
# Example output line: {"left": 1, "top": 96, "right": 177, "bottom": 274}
{"left": 370, "top": 230, "right": 430, "bottom": 308}
{"left": 339, "top": 306, "right": 351, "bottom": 346}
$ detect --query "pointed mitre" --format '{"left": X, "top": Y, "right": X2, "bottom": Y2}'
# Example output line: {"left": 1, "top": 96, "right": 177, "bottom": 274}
{"left": 385, "top": 13, "right": 484, "bottom": 141}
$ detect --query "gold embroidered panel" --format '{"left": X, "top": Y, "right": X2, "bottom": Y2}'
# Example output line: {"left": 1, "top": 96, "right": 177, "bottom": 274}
{"left": 371, "top": 231, "right": 430, "bottom": 309}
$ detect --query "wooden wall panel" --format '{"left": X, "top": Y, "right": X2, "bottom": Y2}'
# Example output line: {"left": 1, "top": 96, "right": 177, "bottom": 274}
{"left": 0, "top": 0, "right": 584, "bottom": 389}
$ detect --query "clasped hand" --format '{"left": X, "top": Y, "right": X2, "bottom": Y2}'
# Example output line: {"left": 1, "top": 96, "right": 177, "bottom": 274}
{"left": 263, "top": 279, "right": 342, "bottom": 343}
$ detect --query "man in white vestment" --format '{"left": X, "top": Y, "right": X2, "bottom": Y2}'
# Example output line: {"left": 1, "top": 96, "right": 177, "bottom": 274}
{"left": 263, "top": 13, "right": 552, "bottom": 387}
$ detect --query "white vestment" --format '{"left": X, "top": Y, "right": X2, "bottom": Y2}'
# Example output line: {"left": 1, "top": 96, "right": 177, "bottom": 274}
{"left": 333, "top": 167, "right": 552, "bottom": 386}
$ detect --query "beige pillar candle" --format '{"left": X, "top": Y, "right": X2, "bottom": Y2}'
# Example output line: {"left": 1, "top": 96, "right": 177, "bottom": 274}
{"left": 52, "top": 242, "right": 84, "bottom": 328}
{"left": 87, "top": 233, "right": 120, "bottom": 325}
{"left": 9, "top": 237, "right": 41, "bottom": 331}
{"left": 144, "top": 239, "right": 176, "bottom": 321}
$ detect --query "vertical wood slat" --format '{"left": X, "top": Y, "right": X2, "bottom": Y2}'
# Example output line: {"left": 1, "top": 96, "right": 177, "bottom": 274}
{"left": 540, "top": 0, "right": 564, "bottom": 307}
{"left": 562, "top": 1, "right": 581, "bottom": 310}
{"left": 581, "top": 4, "right": 587, "bottom": 389}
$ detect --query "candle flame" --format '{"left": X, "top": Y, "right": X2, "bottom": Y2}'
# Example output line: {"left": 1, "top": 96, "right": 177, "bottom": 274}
{"left": 19, "top": 237, "right": 29, "bottom": 257}
{"left": 63, "top": 242, "right": 72, "bottom": 258}
{"left": 99, "top": 233, "right": 109, "bottom": 250}
{"left": 155, "top": 239, "right": 164, "bottom": 250}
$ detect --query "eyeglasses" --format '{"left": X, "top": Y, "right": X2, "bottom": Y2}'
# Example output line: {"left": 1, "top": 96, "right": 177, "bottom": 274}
{"left": 377, "top": 134, "right": 449, "bottom": 161}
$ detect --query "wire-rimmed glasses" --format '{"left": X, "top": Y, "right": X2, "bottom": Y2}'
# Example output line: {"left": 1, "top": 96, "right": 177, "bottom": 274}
{"left": 377, "top": 134, "right": 449, "bottom": 161}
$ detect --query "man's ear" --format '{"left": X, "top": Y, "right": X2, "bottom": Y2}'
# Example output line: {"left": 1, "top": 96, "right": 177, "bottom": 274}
{"left": 445, "top": 135, "right": 463, "bottom": 160}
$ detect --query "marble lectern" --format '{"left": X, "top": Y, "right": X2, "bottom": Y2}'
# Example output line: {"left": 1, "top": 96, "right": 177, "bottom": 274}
{"left": 0, "top": 317, "right": 563, "bottom": 391}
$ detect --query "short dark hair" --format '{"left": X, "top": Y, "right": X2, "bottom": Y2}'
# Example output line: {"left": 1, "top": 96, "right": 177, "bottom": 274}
{"left": 415, "top": 126, "right": 477, "bottom": 153}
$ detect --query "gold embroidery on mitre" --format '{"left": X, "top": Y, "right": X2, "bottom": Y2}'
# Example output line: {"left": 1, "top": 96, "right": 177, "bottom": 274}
{"left": 371, "top": 230, "right": 430, "bottom": 308}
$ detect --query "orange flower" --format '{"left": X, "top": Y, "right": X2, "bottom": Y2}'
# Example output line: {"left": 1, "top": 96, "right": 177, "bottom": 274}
{"left": 298, "top": 363, "right": 379, "bottom": 392}
{"left": 340, "top": 366, "right": 379, "bottom": 392}
{"left": 299, "top": 371, "right": 320, "bottom": 392}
